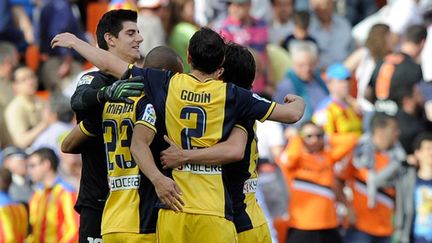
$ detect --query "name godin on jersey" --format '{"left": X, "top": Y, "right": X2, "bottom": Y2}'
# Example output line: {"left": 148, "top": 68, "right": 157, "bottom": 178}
{"left": 181, "top": 90, "right": 211, "bottom": 103}
{"left": 109, "top": 175, "right": 140, "bottom": 191}
{"left": 175, "top": 163, "right": 222, "bottom": 175}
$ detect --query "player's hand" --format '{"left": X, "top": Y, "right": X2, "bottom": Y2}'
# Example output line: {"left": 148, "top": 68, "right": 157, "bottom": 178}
{"left": 160, "top": 135, "right": 185, "bottom": 169}
{"left": 51, "top": 32, "right": 78, "bottom": 49}
{"left": 153, "top": 175, "right": 184, "bottom": 212}
{"left": 97, "top": 76, "right": 144, "bottom": 104}
{"left": 283, "top": 94, "right": 301, "bottom": 104}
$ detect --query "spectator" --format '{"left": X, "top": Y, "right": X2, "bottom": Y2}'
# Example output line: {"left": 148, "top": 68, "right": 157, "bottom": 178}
{"left": 168, "top": 0, "right": 198, "bottom": 73}
{"left": 281, "top": 10, "right": 318, "bottom": 52}
{"left": 313, "top": 63, "right": 362, "bottom": 135}
{"left": 421, "top": 9, "right": 432, "bottom": 82}
{"left": 395, "top": 133, "right": 432, "bottom": 243}
{"left": 31, "top": 94, "right": 74, "bottom": 156}
{"left": 220, "top": 0, "right": 270, "bottom": 92}
{"left": 273, "top": 41, "right": 328, "bottom": 125}
{"left": 269, "top": 0, "right": 294, "bottom": 44}
{"left": 136, "top": 0, "right": 166, "bottom": 57}
{"left": 345, "top": 0, "right": 378, "bottom": 26}
{"left": 0, "top": 0, "right": 34, "bottom": 51}
{"left": 110, "top": 0, "right": 138, "bottom": 10}
{"left": 0, "top": 42, "right": 19, "bottom": 108}
{"left": 39, "top": 0, "right": 88, "bottom": 92}
{"left": 4, "top": 66, "right": 49, "bottom": 149}
{"left": 344, "top": 23, "right": 392, "bottom": 113}
{"left": 27, "top": 148, "right": 79, "bottom": 243}
{"left": 0, "top": 166, "right": 28, "bottom": 242}
{"left": 278, "top": 121, "right": 358, "bottom": 243}
{"left": 344, "top": 113, "right": 405, "bottom": 243}
{"left": 384, "top": 0, "right": 423, "bottom": 48}
{"left": 368, "top": 25, "right": 427, "bottom": 116}
{"left": 1, "top": 146, "right": 33, "bottom": 203}
{"left": 309, "top": 0, "right": 355, "bottom": 68}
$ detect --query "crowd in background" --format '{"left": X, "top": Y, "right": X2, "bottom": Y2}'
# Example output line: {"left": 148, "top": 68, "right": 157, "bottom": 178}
{"left": 0, "top": 0, "right": 432, "bottom": 242}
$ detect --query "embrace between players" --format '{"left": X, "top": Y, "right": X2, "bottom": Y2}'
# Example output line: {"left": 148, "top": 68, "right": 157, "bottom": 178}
{"left": 53, "top": 9, "right": 305, "bottom": 243}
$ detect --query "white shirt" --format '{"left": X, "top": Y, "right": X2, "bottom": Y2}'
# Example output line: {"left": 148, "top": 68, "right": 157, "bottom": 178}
{"left": 256, "top": 120, "right": 285, "bottom": 161}
{"left": 422, "top": 25, "right": 432, "bottom": 82}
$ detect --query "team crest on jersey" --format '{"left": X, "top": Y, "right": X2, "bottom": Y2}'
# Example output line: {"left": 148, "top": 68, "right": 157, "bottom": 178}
{"left": 142, "top": 104, "right": 156, "bottom": 126}
{"left": 252, "top": 93, "right": 271, "bottom": 103}
{"left": 77, "top": 75, "right": 94, "bottom": 86}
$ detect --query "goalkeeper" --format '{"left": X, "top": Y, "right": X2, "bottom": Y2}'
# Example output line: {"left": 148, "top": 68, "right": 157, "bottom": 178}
{"left": 66, "top": 9, "right": 144, "bottom": 242}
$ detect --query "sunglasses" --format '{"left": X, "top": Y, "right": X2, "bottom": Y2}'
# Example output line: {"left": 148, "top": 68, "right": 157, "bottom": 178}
{"left": 301, "top": 133, "right": 324, "bottom": 139}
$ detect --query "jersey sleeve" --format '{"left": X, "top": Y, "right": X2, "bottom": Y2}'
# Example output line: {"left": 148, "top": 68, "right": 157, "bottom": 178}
{"left": 135, "top": 96, "right": 157, "bottom": 134}
{"left": 130, "top": 66, "right": 172, "bottom": 102}
{"left": 235, "top": 86, "right": 276, "bottom": 122}
{"left": 70, "top": 72, "right": 106, "bottom": 113}
{"left": 78, "top": 117, "right": 102, "bottom": 137}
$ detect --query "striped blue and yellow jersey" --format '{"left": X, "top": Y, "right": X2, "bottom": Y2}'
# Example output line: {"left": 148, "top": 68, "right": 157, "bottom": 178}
{"left": 0, "top": 192, "right": 28, "bottom": 243}
{"left": 130, "top": 67, "right": 276, "bottom": 220}
{"left": 81, "top": 95, "right": 159, "bottom": 235}
{"left": 224, "top": 121, "right": 267, "bottom": 233}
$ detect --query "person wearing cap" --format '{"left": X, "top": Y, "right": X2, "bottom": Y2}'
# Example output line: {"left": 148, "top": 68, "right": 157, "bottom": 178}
{"left": 0, "top": 166, "right": 29, "bottom": 242}
{"left": 313, "top": 63, "right": 362, "bottom": 135}
{"left": 1, "top": 146, "right": 33, "bottom": 203}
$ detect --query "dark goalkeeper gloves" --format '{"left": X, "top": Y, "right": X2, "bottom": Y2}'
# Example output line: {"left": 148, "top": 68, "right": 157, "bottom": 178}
{"left": 97, "top": 76, "right": 144, "bottom": 104}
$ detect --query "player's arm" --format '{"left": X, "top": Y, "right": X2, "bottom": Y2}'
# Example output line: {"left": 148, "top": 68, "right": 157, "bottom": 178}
{"left": 61, "top": 118, "right": 100, "bottom": 154}
{"left": 130, "top": 124, "right": 184, "bottom": 212}
{"left": 160, "top": 126, "right": 248, "bottom": 169}
{"left": 267, "top": 94, "right": 305, "bottom": 124}
{"left": 51, "top": 33, "right": 128, "bottom": 78}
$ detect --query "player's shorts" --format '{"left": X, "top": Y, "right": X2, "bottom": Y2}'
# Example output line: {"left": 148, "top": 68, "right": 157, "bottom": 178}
{"left": 102, "top": 232, "right": 156, "bottom": 243}
{"left": 237, "top": 223, "right": 272, "bottom": 243}
{"left": 79, "top": 207, "right": 103, "bottom": 243}
{"left": 156, "top": 209, "right": 238, "bottom": 243}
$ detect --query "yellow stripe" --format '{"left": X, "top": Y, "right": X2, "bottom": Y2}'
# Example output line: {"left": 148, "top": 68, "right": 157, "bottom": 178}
{"left": 59, "top": 190, "right": 78, "bottom": 242}
{"left": 79, "top": 121, "right": 97, "bottom": 137}
{"left": 135, "top": 121, "right": 157, "bottom": 134}
{"left": 1, "top": 207, "right": 14, "bottom": 242}
{"left": 259, "top": 102, "right": 276, "bottom": 122}
{"left": 234, "top": 124, "right": 248, "bottom": 136}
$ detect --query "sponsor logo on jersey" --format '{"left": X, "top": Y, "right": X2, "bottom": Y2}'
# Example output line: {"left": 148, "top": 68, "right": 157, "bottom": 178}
{"left": 109, "top": 175, "right": 140, "bottom": 191}
{"left": 252, "top": 93, "right": 271, "bottom": 103}
{"left": 175, "top": 163, "right": 222, "bottom": 175}
{"left": 243, "top": 178, "right": 258, "bottom": 194}
{"left": 142, "top": 104, "right": 156, "bottom": 126}
{"left": 77, "top": 74, "right": 94, "bottom": 86}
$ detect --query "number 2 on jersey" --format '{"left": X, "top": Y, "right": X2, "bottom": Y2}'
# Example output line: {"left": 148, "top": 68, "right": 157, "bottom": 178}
{"left": 103, "top": 118, "right": 136, "bottom": 171}
{"left": 180, "top": 106, "right": 206, "bottom": 149}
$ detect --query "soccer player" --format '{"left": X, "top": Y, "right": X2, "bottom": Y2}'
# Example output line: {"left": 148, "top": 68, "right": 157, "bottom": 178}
{"left": 62, "top": 9, "right": 144, "bottom": 242}
{"left": 64, "top": 46, "right": 184, "bottom": 242}
{"left": 51, "top": 27, "right": 305, "bottom": 242}
{"left": 27, "top": 148, "right": 79, "bottom": 243}
{"left": 159, "top": 43, "right": 273, "bottom": 242}
{"left": 0, "top": 167, "right": 28, "bottom": 242}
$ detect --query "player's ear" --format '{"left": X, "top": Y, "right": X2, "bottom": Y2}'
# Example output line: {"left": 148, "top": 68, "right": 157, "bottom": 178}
{"left": 104, "top": 33, "right": 115, "bottom": 48}
{"left": 216, "top": 67, "right": 224, "bottom": 79}
{"left": 187, "top": 50, "right": 192, "bottom": 65}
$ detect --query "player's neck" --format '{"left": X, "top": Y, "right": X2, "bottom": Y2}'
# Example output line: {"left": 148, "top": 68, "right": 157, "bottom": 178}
{"left": 189, "top": 69, "right": 218, "bottom": 82}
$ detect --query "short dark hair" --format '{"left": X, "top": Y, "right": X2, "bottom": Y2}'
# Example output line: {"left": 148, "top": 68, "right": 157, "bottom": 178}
{"left": 144, "top": 46, "right": 184, "bottom": 74}
{"left": 405, "top": 24, "right": 427, "bottom": 45}
{"left": 413, "top": 132, "right": 432, "bottom": 151}
{"left": 188, "top": 27, "right": 225, "bottom": 74}
{"left": 370, "top": 112, "right": 396, "bottom": 133}
{"left": 0, "top": 167, "right": 12, "bottom": 192}
{"left": 30, "top": 148, "right": 59, "bottom": 172}
{"left": 293, "top": 11, "right": 310, "bottom": 29}
{"left": 96, "top": 9, "right": 138, "bottom": 50}
{"left": 222, "top": 43, "right": 255, "bottom": 89}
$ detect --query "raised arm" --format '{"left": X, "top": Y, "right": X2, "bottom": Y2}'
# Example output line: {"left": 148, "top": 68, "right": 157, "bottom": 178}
{"left": 160, "top": 127, "right": 248, "bottom": 169}
{"left": 51, "top": 33, "right": 128, "bottom": 78}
